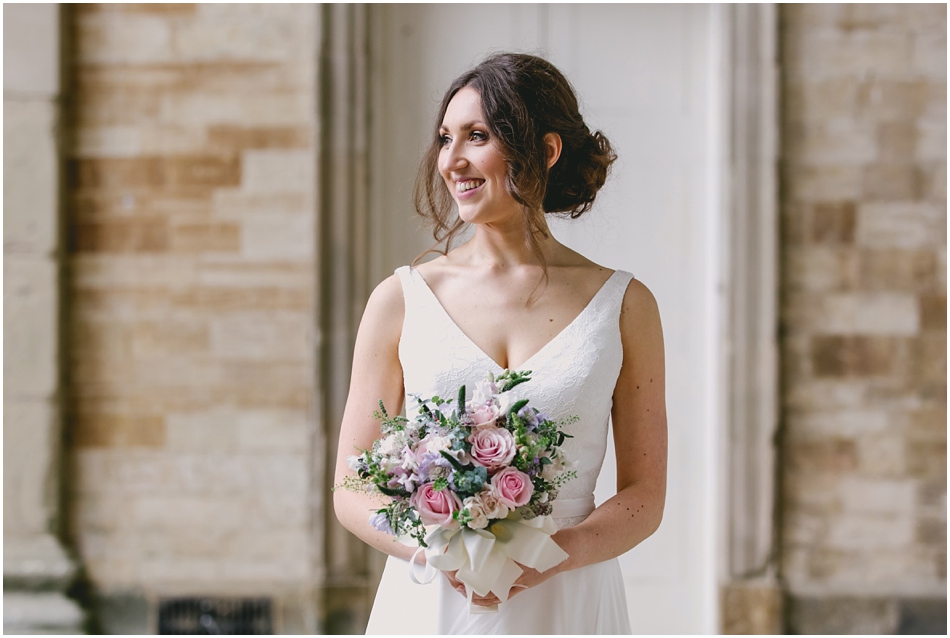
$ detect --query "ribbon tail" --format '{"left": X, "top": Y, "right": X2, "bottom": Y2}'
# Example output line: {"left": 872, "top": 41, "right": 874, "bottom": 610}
{"left": 408, "top": 545, "right": 441, "bottom": 585}
{"left": 428, "top": 531, "right": 467, "bottom": 572}
{"left": 457, "top": 530, "right": 507, "bottom": 597}
{"left": 499, "top": 518, "right": 569, "bottom": 573}
{"left": 491, "top": 558, "right": 524, "bottom": 604}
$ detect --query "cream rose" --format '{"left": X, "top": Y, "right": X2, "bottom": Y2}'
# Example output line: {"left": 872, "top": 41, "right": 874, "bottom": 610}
{"left": 461, "top": 495, "right": 490, "bottom": 529}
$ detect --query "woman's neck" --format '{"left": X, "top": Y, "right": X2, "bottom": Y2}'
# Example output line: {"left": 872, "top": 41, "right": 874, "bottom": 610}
{"left": 455, "top": 221, "right": 561, "bottom": 270}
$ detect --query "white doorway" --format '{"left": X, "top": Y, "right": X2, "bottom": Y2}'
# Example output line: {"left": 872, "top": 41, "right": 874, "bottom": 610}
{"left": 370, "top": 5, "right": 725, "bottom": 633}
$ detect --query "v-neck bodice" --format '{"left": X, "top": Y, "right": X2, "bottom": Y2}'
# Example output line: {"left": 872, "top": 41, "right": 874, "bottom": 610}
{"left": 394, "top": 264, "right": 635, "bottom": 515}
{"left": 408, "top": 265, "right": 622, "bottom": 371}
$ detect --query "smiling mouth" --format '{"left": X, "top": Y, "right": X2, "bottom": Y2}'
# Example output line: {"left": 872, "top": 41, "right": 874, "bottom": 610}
{"left": 456, "top": 179, "right": 485, "bottom": 193}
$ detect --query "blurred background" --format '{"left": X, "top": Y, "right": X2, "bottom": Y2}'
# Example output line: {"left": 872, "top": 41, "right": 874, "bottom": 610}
{"left": 3, "top": 3, "right": 945, "bottom": 634}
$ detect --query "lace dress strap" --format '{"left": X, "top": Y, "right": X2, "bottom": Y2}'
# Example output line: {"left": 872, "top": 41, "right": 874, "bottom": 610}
{"left": 394, "top": 265, "right": 438, "bottom": 329}
{"left": 592, "top": 269, "right": 634, "bottom": 321}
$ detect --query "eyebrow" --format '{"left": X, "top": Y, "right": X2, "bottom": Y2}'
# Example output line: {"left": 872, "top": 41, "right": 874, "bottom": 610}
{"left": 439, "top": 120, "right": 488, "bottom": 132}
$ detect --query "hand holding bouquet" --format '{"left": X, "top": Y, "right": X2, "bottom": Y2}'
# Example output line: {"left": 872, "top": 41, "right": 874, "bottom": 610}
{"left": 343, "top": 370, "right": 577, "bottom": 611}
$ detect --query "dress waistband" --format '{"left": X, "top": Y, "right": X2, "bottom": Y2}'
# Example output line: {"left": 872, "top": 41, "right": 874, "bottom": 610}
{"left": 552, "top": 495, "right": 596, "bottom": 519}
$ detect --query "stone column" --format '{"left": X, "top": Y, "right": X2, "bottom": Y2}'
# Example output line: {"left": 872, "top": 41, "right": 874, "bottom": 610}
{"left": 3, "top": 3, "right": 84, "bottom": 633}
{"left": 316, "top": 4, "right": 379, "bottom": 633}
{"left": 719, "top": 4, "right": 783, "bottom": 634}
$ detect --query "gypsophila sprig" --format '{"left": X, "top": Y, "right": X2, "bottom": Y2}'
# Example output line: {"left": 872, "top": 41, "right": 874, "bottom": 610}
{"left": 340, "top": 370, "right": 577, "bottom": 547}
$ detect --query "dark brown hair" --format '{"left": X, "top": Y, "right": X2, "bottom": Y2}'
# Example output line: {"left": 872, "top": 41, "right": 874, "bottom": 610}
{"left": 412, "top": 53, "right": 617, "bottom": 290}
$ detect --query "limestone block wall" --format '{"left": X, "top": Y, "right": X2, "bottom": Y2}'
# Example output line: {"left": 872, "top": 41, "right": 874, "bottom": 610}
{"left": 780, "top": 4, "right": 946, "bottom": 632}
{"left": 64, "top": 4, "right": 320, "bottom": 629}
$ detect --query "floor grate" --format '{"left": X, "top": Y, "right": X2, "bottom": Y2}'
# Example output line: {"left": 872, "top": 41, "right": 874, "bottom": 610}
{"left": 157, "top": 597, "right": 273, "bottom": 635}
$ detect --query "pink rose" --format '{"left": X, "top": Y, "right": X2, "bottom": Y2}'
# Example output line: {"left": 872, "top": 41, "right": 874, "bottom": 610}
{"left": 491, "top": 466, "right": 534, "bottom": 508}
{"left": 410, "top": 482, "right": 462, "bottom": 528}
{"left": 468, "top": 426, "right": 517, "bottom": 472}
{"left": 470, "top": 403, "right": 502, "bottom": 428}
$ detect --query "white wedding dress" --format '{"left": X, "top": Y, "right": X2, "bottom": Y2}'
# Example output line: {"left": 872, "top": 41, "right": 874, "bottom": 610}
{"left": 365, "top": 265, "right": 634, "bottom": 635}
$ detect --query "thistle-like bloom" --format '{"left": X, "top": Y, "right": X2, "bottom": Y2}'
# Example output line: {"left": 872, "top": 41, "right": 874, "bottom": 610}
{"left": 369, "top": 512, "right": 392, "bottom": 534}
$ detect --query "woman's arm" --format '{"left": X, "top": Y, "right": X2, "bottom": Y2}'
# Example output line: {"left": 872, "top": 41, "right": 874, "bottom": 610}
{"left": 552, "top": 277, "right": 668, "bottom": 571}
{"left": 332, "top": 273, "right": 419, "bottom": 562}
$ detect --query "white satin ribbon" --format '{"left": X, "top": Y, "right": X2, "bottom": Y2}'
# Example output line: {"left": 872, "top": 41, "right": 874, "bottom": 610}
{"left": 407, "top": 515, "right": 569, "bottom": 614}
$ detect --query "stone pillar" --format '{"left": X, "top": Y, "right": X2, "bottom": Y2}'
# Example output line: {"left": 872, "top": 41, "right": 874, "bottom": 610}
{"left": 719, "top": 4, "right": 783, "bottom": 634}
{"left": 3, "top": 3, "right": 84, "bottom": 633}
{"left": 316, "top": 4, "right": 380, "bottom": 633}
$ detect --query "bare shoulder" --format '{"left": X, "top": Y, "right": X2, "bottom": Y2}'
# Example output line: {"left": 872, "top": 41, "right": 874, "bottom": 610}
{"left": 367, "top": 272, "right": 404, "bottom": 313}
{"left": 620, "top": 277, "right": 660, "bottom": 316}
{"left": 359, "top": 272, "right": 405, "bottom": 344}
{"left": 619, "top": 277, "right": 663, "bottom": 346}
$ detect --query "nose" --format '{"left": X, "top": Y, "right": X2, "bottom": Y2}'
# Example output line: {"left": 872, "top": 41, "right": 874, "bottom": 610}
{"left": 439, "top": 137, "right": 468, "bottom": 174}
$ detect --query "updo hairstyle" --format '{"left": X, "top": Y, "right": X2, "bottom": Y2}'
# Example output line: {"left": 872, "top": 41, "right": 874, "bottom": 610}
{"left": 414, "top": 53, "right": 617, "bottom": 262}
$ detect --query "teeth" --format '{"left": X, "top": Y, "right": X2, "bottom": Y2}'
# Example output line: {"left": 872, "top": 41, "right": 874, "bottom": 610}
{"left": 457, "top": 180, "right": 483, "bottom": 192}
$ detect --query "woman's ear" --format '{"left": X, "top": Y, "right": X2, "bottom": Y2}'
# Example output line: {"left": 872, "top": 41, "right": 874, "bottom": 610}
{"left": 544, "top": 132, "right": 562, "bottom": 169}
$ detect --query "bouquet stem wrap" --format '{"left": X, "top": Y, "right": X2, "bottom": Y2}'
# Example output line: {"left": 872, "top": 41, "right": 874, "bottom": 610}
{"left": 409, "top": 515, "right": 568, "bottom": 613}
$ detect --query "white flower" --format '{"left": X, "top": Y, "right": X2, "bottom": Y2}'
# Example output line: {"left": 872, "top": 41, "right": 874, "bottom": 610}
{"left": 421, "top": 434, "right": 452, "bottom": 455}
{"left": 496, "top": 392, "right": 512, "bottom": 415}
{"left": 462, "top": 496, "right": 490, "bottom": 529}
{"left": 407, "top": 414, "right": 424, "bottom": 432}
{"left": 479, "top": 488, "right": 511, "bottom": 520}
{"left": 379, "top": 432, "right": 405, "bottom": 456}
{"left": 541, "top": 449, "right": 575, "bottom": 482}
{"left": 346, "top": 455, "right": 362, "bottom": 471}
{"left": 540, "top": 457, "right": 561, "bottom": 481}
{"left": 379, "top": 456, "right": 397, "bottom": 473}
{"left": 400, "top": 445, "right": 420, "bottom": 471}
{"left": 470, "top": 379, "right": 497, "bottom": 407}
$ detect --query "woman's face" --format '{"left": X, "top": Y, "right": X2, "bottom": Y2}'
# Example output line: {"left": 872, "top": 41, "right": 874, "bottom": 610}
{"left": 438, "top": 87, "right": 521, "bottom": 225}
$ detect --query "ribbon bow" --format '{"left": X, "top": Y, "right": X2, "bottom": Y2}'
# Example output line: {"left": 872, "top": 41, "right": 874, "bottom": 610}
{"left": 408, "top": 516, "right": 568, "bottom": 613}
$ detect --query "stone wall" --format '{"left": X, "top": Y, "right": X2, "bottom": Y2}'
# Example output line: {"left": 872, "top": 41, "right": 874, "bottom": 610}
{"left": 64, "top": 4, "right": 320, "bottom": 632}
{"left": 780, "top": 4, "right": 946, "bottom": 633}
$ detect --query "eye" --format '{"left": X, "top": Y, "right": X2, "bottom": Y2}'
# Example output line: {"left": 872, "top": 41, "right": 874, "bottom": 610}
{"left": 438, "top": 134, "right": 451, "bottom": 147}
{"left": 470, "top": 131, "right": 488, "bottom": 142}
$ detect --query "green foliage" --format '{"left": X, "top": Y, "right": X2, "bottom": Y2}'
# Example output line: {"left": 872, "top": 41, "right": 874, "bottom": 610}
{"left": 440, "top": 450, "right": 465, "bottom": 471}
{"left": 509, "top": 398, "right": 530, "bottom": 415}
{"left": 455, "top": 466, "right": 487, "bottom": 496}
{"left": 377, "top": 483, "right": 410, "bottom": 498}
{"left": 496, "top": 369, "right": 533, "bottom": 392}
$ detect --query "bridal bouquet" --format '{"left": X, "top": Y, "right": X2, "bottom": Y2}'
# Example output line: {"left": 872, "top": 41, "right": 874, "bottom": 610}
{"left": 344, "top": 369, "right": 577, "bottom": 611}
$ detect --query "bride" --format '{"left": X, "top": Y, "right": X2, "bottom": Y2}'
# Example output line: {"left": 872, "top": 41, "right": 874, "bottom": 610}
{"left": 334, "top": 53, "right": 667, "bottom": 634}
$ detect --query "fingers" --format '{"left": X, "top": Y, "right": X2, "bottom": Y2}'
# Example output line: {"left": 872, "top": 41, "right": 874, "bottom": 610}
{"left": 449, "top": 582, "right": 500, "bottom": 606}
{"left": 471, "top": 594, "right": 501, "bottom": 606}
